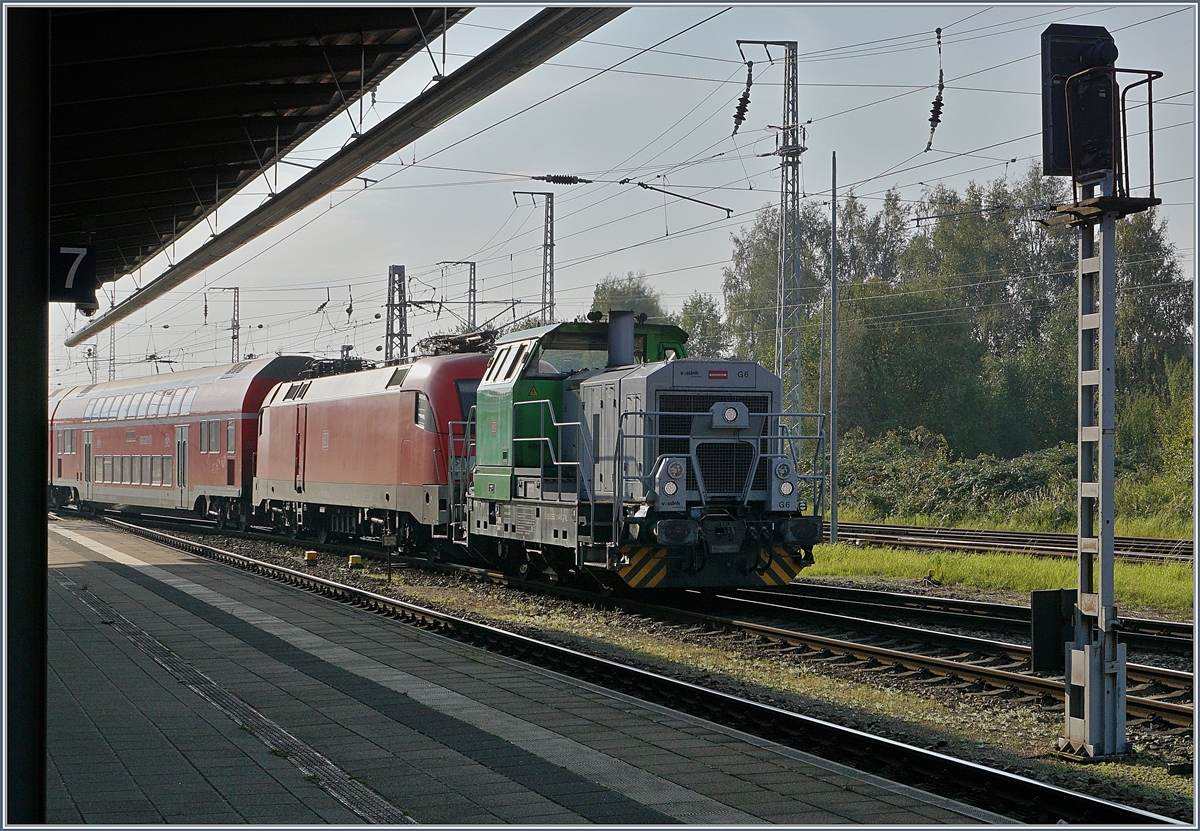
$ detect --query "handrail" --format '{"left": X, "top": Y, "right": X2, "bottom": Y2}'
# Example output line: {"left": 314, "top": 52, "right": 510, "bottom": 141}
{"left": 611, "top": 408, "right": 827, "bottom": 547}
{"left": 511, "top": 397, "right": 596, "bottom": 504}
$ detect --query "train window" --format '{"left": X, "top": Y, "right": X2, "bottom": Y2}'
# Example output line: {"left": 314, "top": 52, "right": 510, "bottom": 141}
{"left": 226, "top": 459, "right": 235, "bottom": 486}
{"left": 482, "top": 347, "right": 511, "bottom": 385}
{"left": 146, "top": 391, "right": 162, "bottom": 418}
{"left": 180, "top": 387, "right": 198, "bottom": 415}
{"left": 103, "top": 456, "right": 112, "bottom": 483}
{"left": 67, "top": 430, "right": 75, "bottom": 453}
{"left": 455, "top": 379, "right": 479, "bottom": 420}
{"left": 151, "top": 456, "right": 162, "bottom": 485}
{"left": 415, "top": 393, "right": 435, "bottom": 432}
{"left": 227, "top": 420, "right": 235, "bottom": 453}
{"left": 503, "top": 343, "right": 530, "bottom": 381}
{"left": 212, "top": 420, "right": 221, "bottom": 453}
{"left": 128, "top": 393, "right": 143, "bottom": 419}
{"left": 118, "top": 395, "right": 133, "bottom": 419}
{"left": 55, "top": 430, "right": 63, "bottom": 454}
{"left": 167, "top": 389, "right": 184, "bottom": 417}
{"left": 385, "top": 367, "right": 410, "bottom": 388}
{"left": 83, "top": 399, "right": 95, "bottom": 419}
{"left": 130, "top": 456, "right": 140, "bottom": 485}
{"left": 152, "top": 390, "right": 169, "bottom": 417}
{"left": 162, "top": 457, "right": 172, "bottom": 487}
{"left": 98, "top": 397, "right": 112, "bottom": 419}
{"left": 136, "top": 393, "right": 152, "bottom": 418}
{"left": 141, "top": 456, "right": 151, "bottom": 484}
{"left": 57, "top": 458, "right": 62, "bottom": 478}
{"left": 282, "top": 384, "right": 299, "bottom": 401}
{"left": 94, "top": 457, "right": 102, "bottom": 482}
{"left": 199, "top": 421, "right": 208, "bottom": 453}
{"left": 535, "top": 332, "right": 609, "bottom": 375}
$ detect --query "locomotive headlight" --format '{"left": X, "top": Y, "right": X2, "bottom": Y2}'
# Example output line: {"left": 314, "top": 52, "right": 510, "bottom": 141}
{"left": 723, "top": 406, "right": 739, "bottom": 423}
{"left": 667, "top": 461, "right": 684, "bottom": 479}
{"left": 779, "top": 480, "right": 795, "bottom": 496}
{"left": 775, "top": 461, "right": 792, "bottom": 479}
{"left": 662, "top": 480, "right": 679, "bottom": 496}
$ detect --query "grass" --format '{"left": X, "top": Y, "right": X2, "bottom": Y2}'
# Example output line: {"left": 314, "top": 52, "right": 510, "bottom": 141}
{"left": 806, "top": 543, "right": 1194, "bottom": 619}
{"left": 836, "top": 506, "right": 1194, "bottom": 540}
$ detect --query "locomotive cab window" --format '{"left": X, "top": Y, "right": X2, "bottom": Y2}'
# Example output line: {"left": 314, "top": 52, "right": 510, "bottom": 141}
{"left": 481, "top": 346, "right": 512, "bottom": 385}
{"left": 455, "top": 379, "right": 480, "bottom": 420}
{"left": 529, "top": 332, "right": 619, "bottom": 376}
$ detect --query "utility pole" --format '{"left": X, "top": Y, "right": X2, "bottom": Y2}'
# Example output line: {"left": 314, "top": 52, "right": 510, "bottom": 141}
{"left": 829, "top": 151, "right": 839, "bottom": 544}
{"left": 208, "top": 286, "right": 240, "bottom": 362}
{"left": 1039, "top": 23, "right": 1162, "bottom": 760}
{"left": 106, "top": 288, "right": 116, "bottom": 380}
{"left": 514, "top": 191, "right": 554, "bottom": 324}
{"left": 439, "top": 261, "right": 477, "bottom": 329}
{"left": 385, "top": 264, "right": 408, "bottom": 362}
{"left": 737, "top": 40, "right": 804, "bottom": 414}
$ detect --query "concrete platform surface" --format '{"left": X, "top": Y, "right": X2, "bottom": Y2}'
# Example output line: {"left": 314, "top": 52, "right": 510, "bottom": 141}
{"left": 47, "top": 517, "right": 1011, "bottom": 824}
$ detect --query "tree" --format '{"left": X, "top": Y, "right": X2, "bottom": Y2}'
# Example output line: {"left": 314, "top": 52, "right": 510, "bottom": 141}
{"left": 1115, "top": 208, "right": 1192, "bottom": 396}
{"left": 722, "top": 202, "right": 830, "bottom": 372}
{"left": 676, "top": 292, "right": 727, "bottom": 358}
{"left": 590, "top": 270, "right": 669, "bottom": 322}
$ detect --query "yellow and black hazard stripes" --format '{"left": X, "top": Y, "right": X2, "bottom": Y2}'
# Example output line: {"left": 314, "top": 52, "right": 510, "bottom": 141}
{"left": 755, "top": 546, "right": 803, "bottom": 587}
{"left": 617, "top": 545, "right": 669, "bottom": 589}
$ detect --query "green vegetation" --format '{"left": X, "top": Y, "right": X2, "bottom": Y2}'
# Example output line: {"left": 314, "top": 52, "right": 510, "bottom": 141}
{"left": 806, "top": 544, "right": 1194, "bottom": 618}
{"left": 837, "top": 426, "right": 1193, "bottom": 539}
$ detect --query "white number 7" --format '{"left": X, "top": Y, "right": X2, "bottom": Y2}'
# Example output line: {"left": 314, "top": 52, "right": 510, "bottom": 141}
{"left": 61, "top": 246, "right": 88, "bottom": 289}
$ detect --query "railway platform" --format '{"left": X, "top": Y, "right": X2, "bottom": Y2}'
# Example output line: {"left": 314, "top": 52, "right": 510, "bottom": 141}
{"left": 47, "top": 516, "right": 1011, "bottom": 824}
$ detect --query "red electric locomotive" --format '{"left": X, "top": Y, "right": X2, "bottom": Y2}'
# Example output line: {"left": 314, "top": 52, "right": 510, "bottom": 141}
{"left": 48, "top": 356, "right": 311, "bottom": 527}
{"left": 252, "top": 352, "right": 489, "bottom": 544}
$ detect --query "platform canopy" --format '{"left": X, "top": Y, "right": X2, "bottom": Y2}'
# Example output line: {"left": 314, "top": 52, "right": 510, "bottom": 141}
{"left": 51, "top": 7, "right": 469, "bottom": 286}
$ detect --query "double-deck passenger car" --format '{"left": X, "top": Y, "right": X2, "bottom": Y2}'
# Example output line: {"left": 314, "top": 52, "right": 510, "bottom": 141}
{"left": 48, "top": 356, "right": 311, "bottom": 528}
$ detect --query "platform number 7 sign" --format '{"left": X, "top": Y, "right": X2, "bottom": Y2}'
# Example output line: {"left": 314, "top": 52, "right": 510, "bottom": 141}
{"left": 49, "top": 243, "right": 98, "bottom": 306}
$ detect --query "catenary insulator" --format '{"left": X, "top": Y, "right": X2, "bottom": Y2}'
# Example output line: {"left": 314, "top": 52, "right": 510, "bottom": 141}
{"left": 928, "top": 96, "right": 943, "bottom": 128}
{"left": 533, "top": 174, "right": 592, "bottom": 185}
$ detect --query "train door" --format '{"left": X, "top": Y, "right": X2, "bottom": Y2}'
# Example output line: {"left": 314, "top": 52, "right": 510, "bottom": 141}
{"left": 175, "top": 425, "right": 188, "bottom": 508}
{"left": 82, "top": 430, "right": 93, "bottom": 501}
{"left": 294, "top": 404, "right": 307, "bottom": 493}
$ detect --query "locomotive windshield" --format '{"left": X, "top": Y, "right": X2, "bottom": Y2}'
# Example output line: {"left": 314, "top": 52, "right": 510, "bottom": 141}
{"left": 532, "top": 332, "right": 648, "bottom": 375}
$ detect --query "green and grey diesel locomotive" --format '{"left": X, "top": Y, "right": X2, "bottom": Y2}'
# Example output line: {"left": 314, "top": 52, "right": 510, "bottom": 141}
{"left": 454, "top": 310, "right": 825, "bottom": 589}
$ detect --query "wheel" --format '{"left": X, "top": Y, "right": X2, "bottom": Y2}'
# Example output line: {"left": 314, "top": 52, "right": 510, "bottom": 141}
{"left": 236, "top": 505, "right": 250, "bottom": 533}
{"left": 215, "top": 505, "right": 227, "bottom": 531}
{"left": 315, "top": 524, "right": 329, "bottom": 544}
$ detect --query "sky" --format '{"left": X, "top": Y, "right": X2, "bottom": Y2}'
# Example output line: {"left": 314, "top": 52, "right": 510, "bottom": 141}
{"left": 48, "top": 3, "right": 1196, "bottom": 388}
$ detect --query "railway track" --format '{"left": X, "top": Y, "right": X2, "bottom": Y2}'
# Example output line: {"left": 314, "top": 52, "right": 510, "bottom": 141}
{"left": 87, "top": 514, "right": 1179, "bottom": 825}
{"left": 653, "top": 590, "right": 1193, "bottom": 728}
{"left": 833, "top": 521, "right": 1194, "bottom": 563}
{"left": 744, "top": 583, "right": 1194, "bottom": 656}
